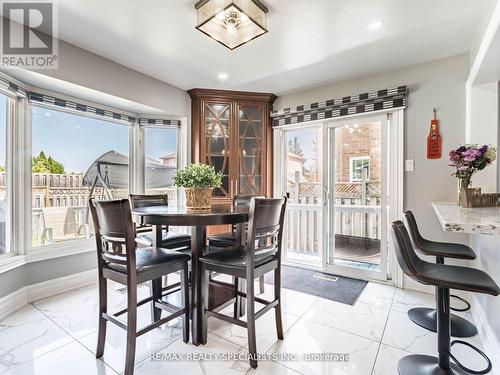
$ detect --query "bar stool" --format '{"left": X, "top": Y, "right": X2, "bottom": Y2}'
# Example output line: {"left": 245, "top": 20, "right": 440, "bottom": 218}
{"left": 404, "top": 211, "right": 477, "bottom": 337}
{"left": 391, "top": 221, "right": 499, "bottom": 375}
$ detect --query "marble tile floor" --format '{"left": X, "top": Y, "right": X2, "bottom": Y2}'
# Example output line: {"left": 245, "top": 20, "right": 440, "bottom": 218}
{"left": 0, "top": 279, "right": 492, "bottom": 375}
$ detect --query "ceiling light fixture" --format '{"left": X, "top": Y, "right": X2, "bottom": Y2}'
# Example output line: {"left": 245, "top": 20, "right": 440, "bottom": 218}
{"left": 368, "top": 20, "right": 384, "bottom": 31}
{"left": 217, "top": 72, "right": 229, "bottom": 80}
{"left": 195, "top": 0, "right": 268, "bottom": 50}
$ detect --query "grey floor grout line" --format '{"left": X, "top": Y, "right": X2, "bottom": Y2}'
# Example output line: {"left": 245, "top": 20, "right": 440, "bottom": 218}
{"left": 370, "top": 286, "right": 397, "bottom": 375}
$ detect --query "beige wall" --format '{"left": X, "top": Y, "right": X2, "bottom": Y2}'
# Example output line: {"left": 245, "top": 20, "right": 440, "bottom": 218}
{"left": 276, "top": 54, "right": 471, "bottom": 247}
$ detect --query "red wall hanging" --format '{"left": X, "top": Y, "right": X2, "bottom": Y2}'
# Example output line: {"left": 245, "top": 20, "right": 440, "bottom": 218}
{"left": 427, "top": 107, "right": 442, "bottom": 159}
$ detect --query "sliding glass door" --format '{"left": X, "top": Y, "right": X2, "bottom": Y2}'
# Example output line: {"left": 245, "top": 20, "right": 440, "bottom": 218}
{"left": 281, "top": 125, "right": 324, "bottom": 267}
{"left": 278, "top": 113, "right": 389, "bottom": 281}
{"left": 325, "top": 114, "right": 388, "bottom": 280}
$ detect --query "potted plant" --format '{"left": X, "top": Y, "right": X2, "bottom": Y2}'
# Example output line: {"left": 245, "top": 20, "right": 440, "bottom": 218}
{"left": 448, "top": 144, "right": 496, "bottom": 207}
{"left": 173, "top": 163, "right": 222, "bottom": 209}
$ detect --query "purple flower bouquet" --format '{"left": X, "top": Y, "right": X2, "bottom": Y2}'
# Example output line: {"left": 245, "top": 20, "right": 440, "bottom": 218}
{"left": 448, "top": 144, "right": 497, "bottom": 189}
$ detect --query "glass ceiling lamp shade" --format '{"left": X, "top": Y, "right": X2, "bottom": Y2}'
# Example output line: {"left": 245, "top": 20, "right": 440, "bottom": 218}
{"left": 195, "top": 0, "right": 268, "bottom": 50}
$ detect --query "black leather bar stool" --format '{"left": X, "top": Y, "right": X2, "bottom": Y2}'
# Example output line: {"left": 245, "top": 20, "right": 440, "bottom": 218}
{"left": 391, "top": 221, "right": 499, "bottom": 375}
{"left": 404, "top": 211, "right": 477, "bottom": 337}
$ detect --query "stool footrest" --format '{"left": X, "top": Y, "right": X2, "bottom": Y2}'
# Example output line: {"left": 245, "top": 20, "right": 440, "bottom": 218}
{"left": 450, "top": 294, "right": 471, "bottom": 312}
{"left": 450, "top": 340, "right": 492, "bottom": 375}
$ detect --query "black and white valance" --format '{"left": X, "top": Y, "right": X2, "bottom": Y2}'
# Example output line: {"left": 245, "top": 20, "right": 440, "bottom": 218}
{"left": 271, "top": 86, "right": 407, "bottom": 127}
{"left": 29, "top": 92, "right": 137, "bottom": 123}
{"left": 0, "top": 75, "right": 27, "bottom": 97}
{"left": 139, "top": 118, "right": 181, "bottom": 127}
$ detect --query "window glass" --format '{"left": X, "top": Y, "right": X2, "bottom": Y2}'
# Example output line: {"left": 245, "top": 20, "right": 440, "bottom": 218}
{"left": 0, "top": 94, "right": 7, "bottom": 254}
{"left": 31, "top": 107, "right": 129, "bottom": 247}
{"left": 350, "top": 157, "right": 370, "bottom": 182}
{"left": 144, "top": 127, "right": 178, "bottom": 204}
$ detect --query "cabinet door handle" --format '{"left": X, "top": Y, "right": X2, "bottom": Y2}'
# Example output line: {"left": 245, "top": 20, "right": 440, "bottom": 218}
{"left": 235, "top": 180, "right": 238, "bottom": 195}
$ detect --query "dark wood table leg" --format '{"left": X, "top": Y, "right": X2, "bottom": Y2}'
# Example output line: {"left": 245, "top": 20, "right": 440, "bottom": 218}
{"left": 191, "top": 225, "right": 206, "bottom": 346}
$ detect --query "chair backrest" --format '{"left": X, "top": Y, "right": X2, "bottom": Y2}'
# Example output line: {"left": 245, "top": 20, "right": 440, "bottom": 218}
{"left": 233, "top": 195, "right": 265, "bottom": 209}
{"left": 129, "top": 194, "right": 168, "bottom": 209}
{"left": 129, "top": 194, "right": 169, "bottom": 231}
{"left": 391, "top": 220, "right": 424, "bottom": 281}
{"left": 89, "top": 199, "right": 137, "bottom": 271}
{"left": 245, "top": 197, "right": 287, "bottom": 269}
{"left": 403, "top": 210, "right": 425, "bottom": 248}
{"left": 232, "top": 195, "right": 265, "bottom": 232}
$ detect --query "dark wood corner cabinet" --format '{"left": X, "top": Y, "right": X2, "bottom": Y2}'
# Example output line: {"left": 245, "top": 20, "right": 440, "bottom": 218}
{"left": 188, "top": 88, "right": 277, "bottom": 204}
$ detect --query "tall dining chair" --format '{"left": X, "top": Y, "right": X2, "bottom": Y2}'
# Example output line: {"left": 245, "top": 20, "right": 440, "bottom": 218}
{"left": 200, "top": 197, "right": 287, "bottom": 369}
{"left": 129, "top": 194, "right": 191, "bottom": 250}
{"left": 89, "top": 199, "right": 190, "bottom": 375}
{"left": 207, "top": 194, "right": 266, "bottom": 293}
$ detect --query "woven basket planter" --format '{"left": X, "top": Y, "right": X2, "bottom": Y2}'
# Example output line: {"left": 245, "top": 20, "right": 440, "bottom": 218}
{"left": 184, "top": 188, "right": 213, "bottom": 210}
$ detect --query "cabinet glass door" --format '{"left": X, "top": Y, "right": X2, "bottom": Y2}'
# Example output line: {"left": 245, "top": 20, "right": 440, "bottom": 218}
{"left": 205, "top": 103, "right": 231, "bottom": 197}
{"left": 237, "top": 104, "right": 264, "bottom": 195}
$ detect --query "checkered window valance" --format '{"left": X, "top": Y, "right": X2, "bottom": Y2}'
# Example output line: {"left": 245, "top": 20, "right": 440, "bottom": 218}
{"left": 0, "top": 73, "right": 181, "bottom": 127}
{"left": 0, "top": 75, "right": 27, "bottom": 97}
{"left": 29, "top": 91, "right": 137, "bottom": 124}
{"left": 28, "top": 92, "right": 182, "bottom": 127}
{"left": 271, "top": 86, "right": 407, "bottom": 127}
{"left": 138, "top": 118, "right": 181, "bottom": 127}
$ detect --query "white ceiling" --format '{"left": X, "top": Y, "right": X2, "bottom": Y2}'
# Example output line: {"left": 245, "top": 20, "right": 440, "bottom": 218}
{"left": 52, "top": 0, "right": 493, "bottom": 94}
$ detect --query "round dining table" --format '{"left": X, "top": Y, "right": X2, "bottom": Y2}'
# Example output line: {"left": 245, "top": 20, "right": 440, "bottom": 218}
{"left": 131, "top": 204, "right": 249, "bottom": 346}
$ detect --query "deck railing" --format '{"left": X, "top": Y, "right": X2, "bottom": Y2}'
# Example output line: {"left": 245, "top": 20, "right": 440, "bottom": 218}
{"left": 285, "top": 179, "right": 381, "bottom": 255}
{"left": 4, "top": 172, "right": 177, "bottom": 246}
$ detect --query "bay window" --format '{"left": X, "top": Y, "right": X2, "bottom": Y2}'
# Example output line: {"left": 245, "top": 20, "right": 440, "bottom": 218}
{"left": 31, "top": 106, "right": 130, "bottom": 247}
{"left": 0, "top": 73, "right": 183, "bottom": 263}
{"left": 144, "top": 126, "right": 179, "bottom": 203}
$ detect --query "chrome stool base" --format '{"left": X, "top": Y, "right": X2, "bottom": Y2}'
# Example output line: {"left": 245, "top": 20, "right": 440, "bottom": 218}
{"left": 408, "top": 307, "right": 477, "bottom": 338}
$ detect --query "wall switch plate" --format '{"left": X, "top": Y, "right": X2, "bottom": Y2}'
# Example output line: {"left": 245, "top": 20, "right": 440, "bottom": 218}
{"left": 405, "top": 159, "right": 414, "bottom": 172}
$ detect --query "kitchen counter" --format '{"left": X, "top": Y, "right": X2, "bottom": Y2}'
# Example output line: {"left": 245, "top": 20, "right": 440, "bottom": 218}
{"left": 432, "top": 202, "right": 500, "bottom": 235}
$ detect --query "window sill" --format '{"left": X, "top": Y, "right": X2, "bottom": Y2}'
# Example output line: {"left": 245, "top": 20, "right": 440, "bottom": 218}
{"left": 27, "top": 238, "right": 96, "bottom": 263}
{"left": 0, "top": 239, "right": 96, "bottom": 275}
{"left": 0, "top": 253, "right": 27, "bottom": 273}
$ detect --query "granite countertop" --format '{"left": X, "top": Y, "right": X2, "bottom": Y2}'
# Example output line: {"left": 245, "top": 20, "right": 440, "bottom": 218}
{"left": 432, "top": 202, "right": 500, "bottom": 235}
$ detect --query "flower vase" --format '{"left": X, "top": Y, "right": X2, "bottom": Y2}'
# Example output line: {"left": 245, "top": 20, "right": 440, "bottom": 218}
{"left": 458, "top": 177, "right": 480, "bottom": 208}
{"left": 184, "top": 188, "right": 213, "bottom": 210}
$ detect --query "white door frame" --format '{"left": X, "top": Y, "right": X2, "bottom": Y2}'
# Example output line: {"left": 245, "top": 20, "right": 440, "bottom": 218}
{"left": 273, "top": 109, "right": 404, "bottom": 284}
{"left": 323, "top": 113, "right": 388, "bottom": 281}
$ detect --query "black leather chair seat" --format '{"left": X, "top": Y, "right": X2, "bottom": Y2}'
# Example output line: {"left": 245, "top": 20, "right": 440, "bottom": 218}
{"left": 199, "top": 246, "right": 277, "bottom": 269}
{"left": 416, "top": 262, "right": 500, "bottom": 296}
{"left": 108, "top": 247, "right": 190, "bottom": 274}
{"left": 136, "top": 231, "right": 191, "bottom": 248}
{"left": 207, "top": 232, "right": 237, "bottom": 246}
{"left": 418, "top": 239, "right": 476, "bottom": 260}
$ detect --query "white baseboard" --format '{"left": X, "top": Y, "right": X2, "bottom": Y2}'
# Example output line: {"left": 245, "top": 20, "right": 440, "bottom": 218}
{"left": 0, "top": 287, "right": 28, "bottom": 320}
{"left": 470, "top": 295, "right": 500, "bottom": 375}
{"left": 0, "top": 269, "right": 97, "bottom": 320}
